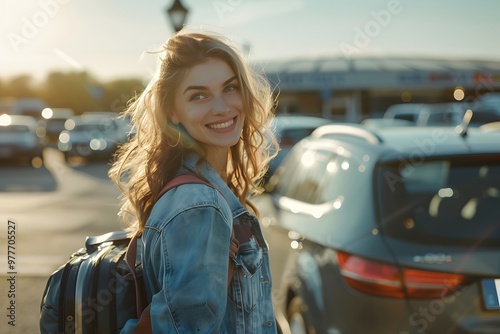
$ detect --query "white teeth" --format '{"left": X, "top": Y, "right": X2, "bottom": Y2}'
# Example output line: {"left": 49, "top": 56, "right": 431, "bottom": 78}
{"left": 208, "top": 118, "right": 234, "bottom": 130}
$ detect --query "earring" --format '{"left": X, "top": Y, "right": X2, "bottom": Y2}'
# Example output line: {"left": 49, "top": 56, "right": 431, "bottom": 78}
{"left": 167, "top": 122, "right": 181, "bottom": 147}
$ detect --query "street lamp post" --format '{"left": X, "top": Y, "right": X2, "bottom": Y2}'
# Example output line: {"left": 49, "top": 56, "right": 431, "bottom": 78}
{"left": 166, "top": 0, "right": 189, "bottom": 33}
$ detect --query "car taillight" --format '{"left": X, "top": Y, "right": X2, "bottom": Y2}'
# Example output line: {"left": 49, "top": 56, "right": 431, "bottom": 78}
{"left": 403, "top": 269, "right": 466, "bottom": 298}
{"left": 337, "top": 251, "right": 467, "bottom": 299}
{"left": 337, "top": 251, "right": 404, "bottom": 298}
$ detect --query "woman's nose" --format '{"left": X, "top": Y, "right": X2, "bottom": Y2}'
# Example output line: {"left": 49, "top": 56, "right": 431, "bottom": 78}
{"left": 212, "top": 96, "right": 231, "bottom": 115}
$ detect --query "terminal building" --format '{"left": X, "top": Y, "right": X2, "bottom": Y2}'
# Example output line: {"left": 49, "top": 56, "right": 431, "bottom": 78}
{"left": 261, "top": 57, "right": 500, "bottom": 122}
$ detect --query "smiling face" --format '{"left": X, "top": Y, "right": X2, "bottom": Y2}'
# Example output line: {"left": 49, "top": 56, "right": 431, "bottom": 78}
{"left": 172, "top": 58, "right": 245, "bottom": 163}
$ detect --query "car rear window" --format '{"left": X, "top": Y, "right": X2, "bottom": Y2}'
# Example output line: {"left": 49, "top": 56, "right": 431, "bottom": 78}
{"left": 274, "top": 147, "right": 335, "bottom": 203}
{"left": 279, "top": 128, "right": 317, "bottom": 148}
{"left": 377, "top": 155, "right": 500, "bottom": 247}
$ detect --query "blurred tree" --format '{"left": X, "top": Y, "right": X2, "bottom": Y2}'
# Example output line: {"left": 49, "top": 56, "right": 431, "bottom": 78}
{"left": 1, "top": 75, "right": 38, "bottom": 98}
{"left": 40, "top": 71, "right": 101, "bottom": 114}
{"left": 0, "top": 79, "right": 5, "bottom": 97}
{"left": 101, "top": 79, "right": 145, "bottom": 114}
{"left": 0, "top": 72, "right": 146, "bottom": 115}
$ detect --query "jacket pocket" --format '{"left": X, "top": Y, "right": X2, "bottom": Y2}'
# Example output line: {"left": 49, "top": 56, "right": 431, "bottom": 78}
{"left": 229, "top": 236, "right": 264, "bottom": 312}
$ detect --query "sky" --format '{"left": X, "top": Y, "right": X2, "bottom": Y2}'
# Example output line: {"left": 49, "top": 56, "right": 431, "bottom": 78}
{"left": 1, "top": 0, "right": 500, "bottom": 83}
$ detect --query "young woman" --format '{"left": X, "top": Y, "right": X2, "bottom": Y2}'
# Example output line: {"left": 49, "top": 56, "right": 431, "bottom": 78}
{"left": 109, "top": 30, "right": 279, "bottom": 333}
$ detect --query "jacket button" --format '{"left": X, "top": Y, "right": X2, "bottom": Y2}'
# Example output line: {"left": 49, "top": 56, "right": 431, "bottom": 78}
{"left": 263, "top": 321, "right": 273, "bottom": 327}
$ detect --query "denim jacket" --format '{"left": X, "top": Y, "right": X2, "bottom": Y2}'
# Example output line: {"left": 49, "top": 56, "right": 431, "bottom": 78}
{"left": 121, "top": 154, "right": 277, "bottom": 333}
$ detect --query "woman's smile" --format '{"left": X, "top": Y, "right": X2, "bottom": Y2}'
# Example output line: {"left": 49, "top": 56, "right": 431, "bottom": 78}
{"left": 206, "top": 116, "right": 237, "bottom": 131}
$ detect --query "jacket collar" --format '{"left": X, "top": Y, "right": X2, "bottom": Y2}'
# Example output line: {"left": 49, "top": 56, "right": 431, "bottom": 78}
{"left": 180, "top": 153, "right": 248, "bottom": 218}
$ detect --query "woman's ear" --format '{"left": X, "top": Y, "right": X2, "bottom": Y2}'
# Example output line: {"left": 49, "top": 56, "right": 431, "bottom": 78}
{"left": 170, "top": 112, "right": 179, "bottom": 125}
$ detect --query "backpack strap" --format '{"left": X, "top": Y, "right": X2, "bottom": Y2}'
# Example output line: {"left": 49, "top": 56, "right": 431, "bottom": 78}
{"left": 156, "top": 174, "right": 207, "bottom": 200}
{"left": 125, "top": 236, "right": 146, "bottom": 321}
{"left": 125, "top": 173, "right": 239, "bottom": 331}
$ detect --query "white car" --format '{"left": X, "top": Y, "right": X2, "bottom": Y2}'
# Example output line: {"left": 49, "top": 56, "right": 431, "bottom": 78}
{"left": 57, "top": 114, "right": 129, "bottom": 163}
{"left": 0, "top": 114, "right": 44, "bottom": 165}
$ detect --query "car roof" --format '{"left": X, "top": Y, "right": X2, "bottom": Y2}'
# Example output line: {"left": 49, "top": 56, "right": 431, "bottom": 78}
{"left": 384, "top": 103, "right": 424, "bottom": 117}
{"left": 308, "top": 123, "right": 500, "bottom": 160}
{"left": 361, "top": 118, "right": 414, "bottom": 128}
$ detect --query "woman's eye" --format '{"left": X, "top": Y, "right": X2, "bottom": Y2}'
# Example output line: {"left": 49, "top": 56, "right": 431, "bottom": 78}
{"left": 224, "top": 84, "right": 239, "bottom": 93}
{"left": 190, "top": 93, "right": 206, "bottom": 101}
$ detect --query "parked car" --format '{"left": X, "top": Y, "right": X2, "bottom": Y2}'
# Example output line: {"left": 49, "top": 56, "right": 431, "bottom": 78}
{"left": 8, "top": 97, "right": 47, "bottom": 118}
{"left": 37, "top": 107, "right": 75, "bottom": 144}
{"left": 265, "top": 115, "right": 332, "bottom": 181}
{"left": 83, "top": 111, "right": 134, "bottom": 139}
{"left": 469, "top": 95, "right": 500, "bottom": 125}
{"left": 256, "top": 123, "right": 500, "bottom": 334}
{"left": 0, "top": 114, "right": 44, "bottom": 165}
{"left": 384, "top": 102, "right": 464, "bottom": 127}
{"left": 415, "top": 102, "right": 467, "bottom": 126}
{"left": 57, "top": 114, "right": 129, "bottom": 162}
{"left": 383, "top": 103, "right": 425, "bottom": 123}
{"left": 385, "top": 101, "right": 500, "bottom": 128}
{"left": 362, "top": 117, "right": 414, "bottom": 129}
{"left": 418, "top": 102, "right": 500, "bottom": 127}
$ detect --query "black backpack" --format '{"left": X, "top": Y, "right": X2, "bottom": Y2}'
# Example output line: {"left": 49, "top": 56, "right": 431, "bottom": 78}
{"left": 40, "top": 230, "right": 138, "bottom": 334}
{"left": 39, "top": 174, "right": 239, "bottom": 334}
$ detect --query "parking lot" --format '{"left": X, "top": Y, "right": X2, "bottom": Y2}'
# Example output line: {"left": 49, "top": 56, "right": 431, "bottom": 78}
{"left": 0, "top": 148, "right": 122, "bottom": 333}
{"left": 1, "top": 113, "right": 500, "bottom": 333}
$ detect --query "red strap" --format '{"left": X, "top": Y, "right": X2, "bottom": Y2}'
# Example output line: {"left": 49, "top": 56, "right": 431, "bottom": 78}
{"left": 125, "top": 234, "right": 147, "bottom": 319}
{"left": 157, "top": 174, "right": 212, "bottom": 200}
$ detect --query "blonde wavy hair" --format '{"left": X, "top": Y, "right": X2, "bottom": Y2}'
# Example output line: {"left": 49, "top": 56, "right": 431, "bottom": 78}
{"left": 108, "top": 30, "right": 278, "bottom": 233}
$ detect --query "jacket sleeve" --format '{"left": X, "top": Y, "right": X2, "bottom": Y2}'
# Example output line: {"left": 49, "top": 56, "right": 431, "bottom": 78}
{"left": 149, "top": 205, "right": 231, "bottom": 333}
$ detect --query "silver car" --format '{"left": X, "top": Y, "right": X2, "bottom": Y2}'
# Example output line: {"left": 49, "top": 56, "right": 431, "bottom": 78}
{"left": 257, "top": 123, "right": 500, "bottom": 334}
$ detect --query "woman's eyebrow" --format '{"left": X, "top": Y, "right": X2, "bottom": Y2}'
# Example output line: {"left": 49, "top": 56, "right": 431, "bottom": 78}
{"left": 183, "top": 75, "right": 238, "bottom": 95}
